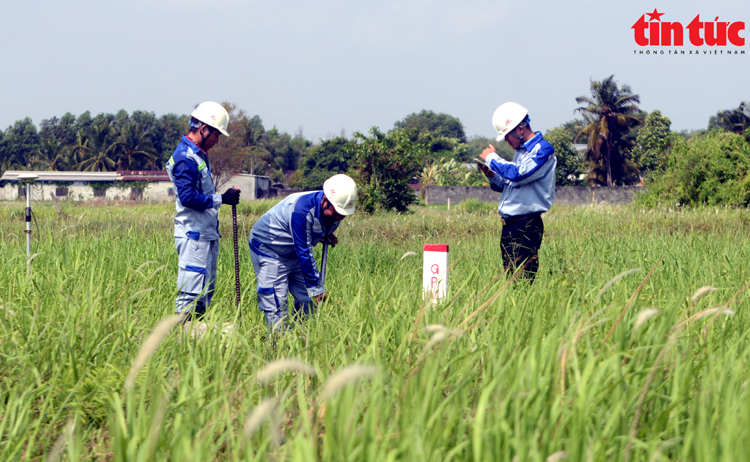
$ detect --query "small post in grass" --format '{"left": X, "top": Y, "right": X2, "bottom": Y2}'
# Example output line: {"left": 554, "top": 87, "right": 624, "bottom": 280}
{"left": 18, "top": 173, "right": 39, "bottom": 278}
{"left": 423, "top": 244, "right": 449, "bottom": 303}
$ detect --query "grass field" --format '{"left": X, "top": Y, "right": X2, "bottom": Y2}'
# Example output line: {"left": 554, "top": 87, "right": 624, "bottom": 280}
{"left": 2, "top": 199, "right": 750, "bottom": 461}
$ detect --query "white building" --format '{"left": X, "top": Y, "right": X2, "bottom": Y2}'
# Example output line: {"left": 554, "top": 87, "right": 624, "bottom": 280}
{"left": 0, "top": 171, "right": 272, "bottom": 202}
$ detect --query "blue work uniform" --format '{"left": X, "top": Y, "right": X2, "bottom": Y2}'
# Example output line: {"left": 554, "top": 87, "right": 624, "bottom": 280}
{"left": 165, "top": 135, "right": 224, "bottom": 316}
{"left": 482, "top": 131, "right": 556, "bottom": 280}
{"left": 248, "top": 191, "right": 340, "bottom": 329}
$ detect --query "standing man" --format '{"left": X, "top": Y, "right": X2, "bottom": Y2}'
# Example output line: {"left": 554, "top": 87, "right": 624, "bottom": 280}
{"left": 477, "top": 102, "right": 556, "bottom": 282}
{"left": 166, "top": 101, "right": 241, "bottom": 318}
{"left": 249, "top": 174, "right": 357, "bottom": 330}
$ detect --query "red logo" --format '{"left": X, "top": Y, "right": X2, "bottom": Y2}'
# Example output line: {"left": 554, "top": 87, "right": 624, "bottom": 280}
{"left": 505, "top": 119, "right": 513, "bottom": 126}
{"left": 632, "top": 10, "right": 745, "bottom": 46}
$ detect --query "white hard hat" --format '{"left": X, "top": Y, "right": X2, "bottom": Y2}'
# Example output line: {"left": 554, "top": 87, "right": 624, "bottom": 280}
{"left": 323, "top": 174, "right": 357, "bottom": 216}
{"left": 491, "top": 102, "right": 528, "bottom": 142}
{"left": 190, "top": 101, "right": 230, "bottom": 137}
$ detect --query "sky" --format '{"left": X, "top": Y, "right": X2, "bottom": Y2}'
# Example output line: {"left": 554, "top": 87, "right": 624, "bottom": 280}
{"left": 2, "top": 0, "right": 748, "bottom": 142}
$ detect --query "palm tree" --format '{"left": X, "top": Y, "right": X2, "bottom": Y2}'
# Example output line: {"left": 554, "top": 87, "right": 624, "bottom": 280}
{"left": 117, "top": 121, "right": 158, "bottom": 170}
{"left": 69, "top": 129, "right": 89, "bottom": 169}
{"left": 713, "top": 102, "right": 750, "bottom": 134}
{"left": 574, "top": 75, "right": 643, "bottom": 186}
{"left": 30, "top": 137, "right": 70, "bottom": 171}
{"left": 72, "top": 121, "right": 122, "bottom": 172}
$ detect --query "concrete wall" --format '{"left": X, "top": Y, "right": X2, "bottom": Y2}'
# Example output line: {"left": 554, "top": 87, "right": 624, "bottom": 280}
{"left": 555, "top": 186, "right": 643, "bottom": 206}
{"left": 423, "top": 185, "right": 644, "bottom": 206}
{"left": 424, "top": 186, "right": 501, "bottom": 206}
{"left": 3, "top": 181, "right": 642, "bottom": 206}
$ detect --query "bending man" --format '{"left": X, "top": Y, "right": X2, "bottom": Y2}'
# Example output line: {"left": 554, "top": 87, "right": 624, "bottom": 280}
{"left": 166, "top": 101, "right": 241, "bottom": 317}
{"left": 249, "top": 174, "right": 357, "bottom": 330}
{"left": 477, "top": 102, "right": 556, "bottom": 281}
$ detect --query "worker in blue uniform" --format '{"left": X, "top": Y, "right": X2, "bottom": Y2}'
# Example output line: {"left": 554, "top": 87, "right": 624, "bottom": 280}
{"left": 166, "top": 101, "right": 241, "bottom": 317}
{"left": 477, "top": 102, "right": 556, "bottom": 281}
{"left": 249, "top": 174, "right": 357, "bottom": 330}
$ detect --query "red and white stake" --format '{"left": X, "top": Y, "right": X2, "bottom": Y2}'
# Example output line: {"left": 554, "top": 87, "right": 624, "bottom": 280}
{"left": 423, "top": 244, "right": 449, "bottom": 302}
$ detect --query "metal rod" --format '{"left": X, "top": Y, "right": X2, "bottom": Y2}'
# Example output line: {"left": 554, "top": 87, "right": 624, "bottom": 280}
{"left": 232, "top": 204, "right": 241, "bottom": 308}
{"left": 26, "top": 183, "right": 31, "bottom": 277}
{"left": 320, "top": 241, "right": 329, "bottom": 287}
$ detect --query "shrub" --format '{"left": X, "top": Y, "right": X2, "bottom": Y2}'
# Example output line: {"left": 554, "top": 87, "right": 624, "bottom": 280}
{"left": 634, "top": 131, "right": 750, "bottom": 207}
{"left": 454, "top": 198, "right": 497, "bottom": 215}
{"left": 351, "top": 128, "right": 425, "bottom": 213}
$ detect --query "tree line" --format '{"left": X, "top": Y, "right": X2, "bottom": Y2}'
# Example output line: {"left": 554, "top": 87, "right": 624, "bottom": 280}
{"left": 2, "top": 76, "right": 749, "bottom": 209}
{"left": 0, "top": 104, "right": 317, "bottom": 188}
{"left": 0, "top": 110, "right": 187, "bottom": 174}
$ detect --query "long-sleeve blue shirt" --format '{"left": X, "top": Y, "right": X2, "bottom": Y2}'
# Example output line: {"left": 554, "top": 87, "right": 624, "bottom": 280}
{"left": 483, "top": 131, "right": 556, "bottom": 218}
{"left": 166, "top": 136, "right": 223, "bottom": 240}
{"left": 249, "top": 191, "right": 340, "bottom": 297}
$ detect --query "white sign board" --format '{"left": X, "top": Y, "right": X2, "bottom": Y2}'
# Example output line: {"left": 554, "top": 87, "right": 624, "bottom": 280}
{"left": 423, "top": 244, "right": 449, "bottom": 302}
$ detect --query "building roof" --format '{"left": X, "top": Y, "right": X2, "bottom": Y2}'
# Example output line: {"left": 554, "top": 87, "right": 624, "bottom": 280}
{"left": 1, "top": 170, "right": 171, "bottom": 182}
{"left": 117, "top": 171, "right": 170, "bottom": 181}
{"left": 1, "top": 170, "right": 271, "bottom": 183}
{"left": 1, "top": 171, "right": 118, "bottom": 182}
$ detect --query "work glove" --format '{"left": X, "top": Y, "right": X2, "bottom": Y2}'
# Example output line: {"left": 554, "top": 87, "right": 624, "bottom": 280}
{"left": 325, "top": 234, "right": 338, "bottom": 248}
{"left": 221, "top": 187, "right": 241, "bottom": 206}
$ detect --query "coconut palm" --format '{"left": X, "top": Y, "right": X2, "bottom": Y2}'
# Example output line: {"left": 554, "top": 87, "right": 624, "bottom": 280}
{"left": 574, "top": 75, "right": 643, "bottom": 186}
{"left": 69, "top": 129, "right": 89, "bottom": 168}
{"left": 72, "top": 121, "right": 122, "bottom": 172}
{"left": 117, "top": 121, "right": 159, "bottom": 170}
{"left": 712, "top": 102, "right": 750, "bottom": 134}
{"left": 30, "top": 137, "right": 70, "bottom": 171}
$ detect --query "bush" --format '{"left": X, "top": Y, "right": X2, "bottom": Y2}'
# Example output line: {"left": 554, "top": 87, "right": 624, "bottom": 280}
{"left": 634, "top": 131, "right": 750, "bottom": 208}
{"left": 290, "top": 137, "right": 355, "bottom": 190}
{"left": 454, "top": 198, "right": 497, "bottom": 214}
{"left": 420, "top": 158, "right": 488, "bottom": 187}
{"left": 351, "top": 128, "right": 425, "bottom": 213}
{"left": 546, "top": 126, "right": 584, "bottom": 186}
{"left": 632, "top": 110, "right": 672, "bottom": 173}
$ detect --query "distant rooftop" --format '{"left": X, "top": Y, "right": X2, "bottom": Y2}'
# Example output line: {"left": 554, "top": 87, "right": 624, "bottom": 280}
{"left": 0, "top": 170, "right": 269, "bottom": 183}
{"left": 0, "top": 170, "right": 169, "bottom": 182}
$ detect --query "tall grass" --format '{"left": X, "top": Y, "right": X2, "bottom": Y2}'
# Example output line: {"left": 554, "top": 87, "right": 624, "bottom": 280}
{"left": 1, "top": 200, "right": 749, "bottom": 461}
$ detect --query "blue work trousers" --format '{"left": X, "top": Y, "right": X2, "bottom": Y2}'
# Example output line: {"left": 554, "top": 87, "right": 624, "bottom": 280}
{"left": 250, "top": 250, "right": 314, "bottom": 330}
{"left": 175, "top": 237, "right": 219, "bottom": 316}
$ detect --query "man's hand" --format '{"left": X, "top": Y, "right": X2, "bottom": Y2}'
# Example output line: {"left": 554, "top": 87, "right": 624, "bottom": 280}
{"left": 221, "top": 187, "right": 241, "bottom": 206}
{"left": 477, "top": 162, "right": 495, "bottom": 179}
{"left": 479, "top": 144, "right": 497, "bottom": 161}
{"left": 314, "top": 292, "right": 328, "bottom": 304}
{"left": 325, "top": 234, "right": 338, "bottom": 248}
